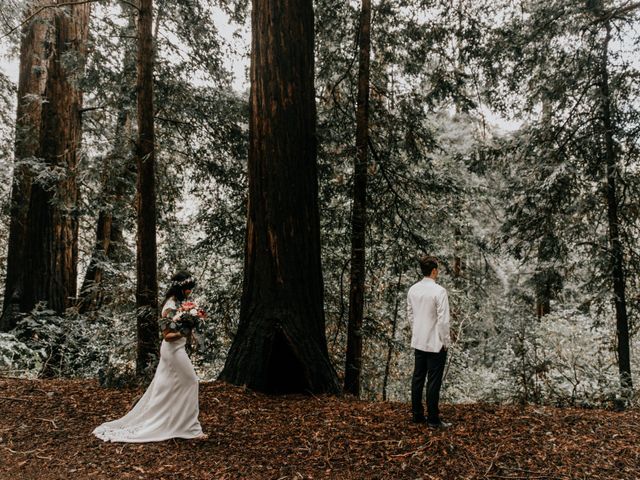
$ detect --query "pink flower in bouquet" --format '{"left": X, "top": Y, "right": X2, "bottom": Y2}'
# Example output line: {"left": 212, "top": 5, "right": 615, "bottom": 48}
{"left": 179, "top": 301, "right": 207, "bottom": 319}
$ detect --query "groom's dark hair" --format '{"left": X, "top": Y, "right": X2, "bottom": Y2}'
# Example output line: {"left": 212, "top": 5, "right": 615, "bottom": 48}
{"left": 419, "top": 256, "right": 439, "bottom": 276}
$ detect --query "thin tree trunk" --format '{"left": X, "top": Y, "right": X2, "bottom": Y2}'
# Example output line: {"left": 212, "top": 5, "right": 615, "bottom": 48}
{"left": 535, "top": 296, "right": 551, "bottom": 319}
{"left": 600, "top": 21, "right": 632, "bottom": 392}
{"left": 219, "top": 0, "right": 338, "bottom": 394}
{"left": 78, "top": 211, "right": 126, "bottom": 313}
{"left": 20, "top": 0, "right": 90, "bottom": 315}
{"left": 382, "top": 268, "right": 402, "bottom": 401}
{"left": 135, "top": 0, "right": 159, "bottom": 376}
{"left": 344, "top": 0, "right": 372, "bottom": 397}
{"left": 1, "top": 1, "right": 52, "bottom": 330}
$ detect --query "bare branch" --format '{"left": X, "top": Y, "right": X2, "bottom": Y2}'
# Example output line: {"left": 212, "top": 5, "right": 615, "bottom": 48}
{"left": 1, "top": 0, "right": 140, "bottom": 41}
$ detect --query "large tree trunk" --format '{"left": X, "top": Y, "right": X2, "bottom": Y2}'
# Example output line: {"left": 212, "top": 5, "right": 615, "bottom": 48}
{"left": 78, "top": 9, "right": 136, "bottom": 314}
{"left": 135, "top": 0, "right": 159, "bottom": 376}
{"left": 20, "top": 1, "right": 90, "bottom": 315}
{"left": 219, "top": 0, "right": 338, "bottom": 394}
{"left": 600, "top": 21, "right": 632, "bottom": 392}
{"left": 1, "top": 1, "right": 52, "bottom": 330}
{"left": 344, "top": 0, "right": 372, "bottom": 397}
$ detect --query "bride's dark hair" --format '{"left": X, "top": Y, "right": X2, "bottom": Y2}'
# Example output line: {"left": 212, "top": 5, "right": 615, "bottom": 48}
{"left": 164, "top": 270, "right": 197, "bottom": 302}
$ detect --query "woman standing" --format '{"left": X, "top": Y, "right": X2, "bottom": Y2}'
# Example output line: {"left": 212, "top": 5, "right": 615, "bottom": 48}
{"left": 93, "top": 271, "right": 207, "bottom": 442}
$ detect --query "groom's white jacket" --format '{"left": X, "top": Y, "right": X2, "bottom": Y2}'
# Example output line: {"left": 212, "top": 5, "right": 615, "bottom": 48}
{"left": 406, "top": 277, "right": 451, "bottom": 353}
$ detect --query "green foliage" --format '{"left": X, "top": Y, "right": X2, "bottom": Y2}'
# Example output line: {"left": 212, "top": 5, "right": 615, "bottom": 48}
{"left": 0, "top": 332, "right": 41, "bottom": 377}
{"left": 11, "top": 303, "right": 113, "bottom": 378}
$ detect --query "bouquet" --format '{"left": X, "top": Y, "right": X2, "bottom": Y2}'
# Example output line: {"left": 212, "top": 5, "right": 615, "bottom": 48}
{"left": 168, "top": 301, "right": 207, "bottom": 337}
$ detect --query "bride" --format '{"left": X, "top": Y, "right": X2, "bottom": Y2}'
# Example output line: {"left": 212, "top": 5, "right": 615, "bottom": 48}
{"left": 93, "top": 271, "right": 207, "bottom": 442}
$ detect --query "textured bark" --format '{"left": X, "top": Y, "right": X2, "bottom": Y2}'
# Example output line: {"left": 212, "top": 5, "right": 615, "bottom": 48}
{"left": 135, "top": 0, "right": 159, "bottom": 375}
{"left": 219, "top": 0, "right": 338, "bottom": 394}
{"left": 20, "top": 1, "right": 89, "bottom": 315}
{"left": 535, "top": 296, "right": 551, "bottom": 319}
{"left": 344, "top": 0, "right": 372, "bottom": 397}
{"left": 1, "top": 1, "right": 52, "bottom": 330}
{"left": 600, "top": 22, "right": 632, "bottom": 391}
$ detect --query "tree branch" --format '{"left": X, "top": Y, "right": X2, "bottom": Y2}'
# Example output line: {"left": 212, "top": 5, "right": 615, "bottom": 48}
{"left": 591, "top": 0, "right": 640, "bottom": 24}
{"left": 1, "top": 0, "right": 140, "bottom": 40}
{"left": 79, "top": 105, "right": 106, "bottom": 114}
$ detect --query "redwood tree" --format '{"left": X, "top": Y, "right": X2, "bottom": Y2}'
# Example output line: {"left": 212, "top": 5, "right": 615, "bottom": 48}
{"left": 219, "top": 0, "right": 338, "bottom": 394}
{"left": 597, "top": 18, "right": 632, "bottom": 392}
{"left": 20, "top": 1, "right": 90, "bottom": 315}
{"left": 135, "top": 0, "right": 159, "bottom": 375}
{"left": 1, "top": 1, "right": 51, "bottom": 329}
{"left": 344, "top": 0, "right": 372, "bottom": 396}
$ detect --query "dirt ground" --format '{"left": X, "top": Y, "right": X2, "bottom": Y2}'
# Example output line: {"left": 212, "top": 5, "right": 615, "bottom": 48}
{"left": 0, "top": 377, "right": 638, "bottom": 479}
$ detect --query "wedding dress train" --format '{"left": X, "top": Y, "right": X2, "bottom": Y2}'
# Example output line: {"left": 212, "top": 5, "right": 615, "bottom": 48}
{"left": 92, "top": 337, "right": 203, "bottom": 442}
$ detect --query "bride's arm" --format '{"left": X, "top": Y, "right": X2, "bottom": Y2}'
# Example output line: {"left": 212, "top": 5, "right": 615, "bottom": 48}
{"left": 163, "top": 329, "right": 182, "bottom": 342}
{"left": 161, "top": 297, "right": 182, "bottom": 341}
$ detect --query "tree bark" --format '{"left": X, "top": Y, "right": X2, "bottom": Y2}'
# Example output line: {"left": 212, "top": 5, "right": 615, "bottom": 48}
{"left": 600, "top": 21, "right": 632, "bottom": 392}
{"left": 135, "top": 0, "right": 159, "bottom": 376}
{"left": 1, "top": 1, "right": 52, "bottom": 330}
{"left": 19, "top": 0, "right": 89, "bottom": 315}
{"left": 219, "top": 0, "right": 338, "bottom": 394}
{"left": 344, "top": 0, "right": 372, "bottom": 397}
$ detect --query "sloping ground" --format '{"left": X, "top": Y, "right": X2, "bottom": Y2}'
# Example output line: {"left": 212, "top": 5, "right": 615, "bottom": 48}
{"left": 0, "top": 378, "right": 638, "bottom": 480}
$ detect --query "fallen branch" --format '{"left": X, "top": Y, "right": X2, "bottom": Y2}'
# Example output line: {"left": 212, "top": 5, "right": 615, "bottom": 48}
{"left": 34, "top": 417, "right": 58, "bottom": 429}
{"left": 0, "top": 396, "right": 28, "bottom": 402}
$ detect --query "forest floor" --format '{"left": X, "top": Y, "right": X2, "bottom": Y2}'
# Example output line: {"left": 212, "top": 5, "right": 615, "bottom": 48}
{"left": 0, "top": 378, "right": 639, "bottom": 480}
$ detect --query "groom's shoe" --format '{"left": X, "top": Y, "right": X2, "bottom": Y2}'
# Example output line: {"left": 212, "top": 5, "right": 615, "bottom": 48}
{"left": 427, "top": 419, "right": 451, "bottom": 429}
{"left": 412, "top": 415, "right": 428, "bottom": 424}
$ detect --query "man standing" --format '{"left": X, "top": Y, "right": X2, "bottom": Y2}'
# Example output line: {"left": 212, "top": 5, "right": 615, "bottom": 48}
{"left": 407, "top": 256, "right": 451, "bottom": 427}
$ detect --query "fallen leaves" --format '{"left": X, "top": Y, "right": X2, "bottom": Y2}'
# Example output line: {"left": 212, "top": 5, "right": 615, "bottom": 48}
{"left": 0, "top": 377, "right": 638, "bottom": 479}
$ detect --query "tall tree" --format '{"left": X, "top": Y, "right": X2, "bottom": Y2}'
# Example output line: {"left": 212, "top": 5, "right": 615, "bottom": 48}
{"left": 344, "top": 0, "right": 372, "bottom": 396}
{"left": 219, "top": 0, "right": 339, "bottom": 394}
{"left": 135, "top": 0, "right": 160, "bottom": 375}
{"left": 1, "top": 0, "right": 51, "bottom": 329}
{"left": 19, "top": 0, "right": 90, "bottom": 315}
{"left": 78, "top": 9, "right": 136, "bottom": 314}
{"left": 596, "top": 14, "right": 632, "bottom": 392}
{"left": 489, "top": 0, "right": 639, "bottom": 394}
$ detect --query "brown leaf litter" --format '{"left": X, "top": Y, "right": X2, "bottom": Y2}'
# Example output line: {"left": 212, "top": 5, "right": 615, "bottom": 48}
{"left": 0, "top": 378, "right": 638, "bottom": 479}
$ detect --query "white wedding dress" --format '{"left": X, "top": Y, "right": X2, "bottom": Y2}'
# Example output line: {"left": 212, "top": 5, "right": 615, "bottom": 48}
{"left": 93, "top": 299, "right": 203, "bottom": 443}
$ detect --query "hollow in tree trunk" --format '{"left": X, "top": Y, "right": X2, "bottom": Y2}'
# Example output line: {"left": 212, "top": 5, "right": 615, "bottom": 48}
{"left": 219, "top": 0, "right": 338, "bottom": 394}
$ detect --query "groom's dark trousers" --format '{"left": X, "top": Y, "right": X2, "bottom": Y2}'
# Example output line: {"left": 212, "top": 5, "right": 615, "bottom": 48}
{"left": 411, "top": 348, "right": 447, "bottom": 422}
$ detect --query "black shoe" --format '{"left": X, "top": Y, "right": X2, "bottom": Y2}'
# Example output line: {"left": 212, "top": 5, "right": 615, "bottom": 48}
{"left": 412, "top": 416, "right": 427, "bottom": 424}
{"left": 427, "top": 420, "right": 451, "bottom": 429}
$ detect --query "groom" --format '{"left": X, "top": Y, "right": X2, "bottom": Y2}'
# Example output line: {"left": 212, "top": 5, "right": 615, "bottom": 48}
{"left": 407, "top": 256, "right": 451, "bottom": 428}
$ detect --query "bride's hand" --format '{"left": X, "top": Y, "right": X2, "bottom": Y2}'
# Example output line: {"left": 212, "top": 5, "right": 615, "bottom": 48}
{"left": 163, "top": 330, "right": 182, "bottom": 342}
